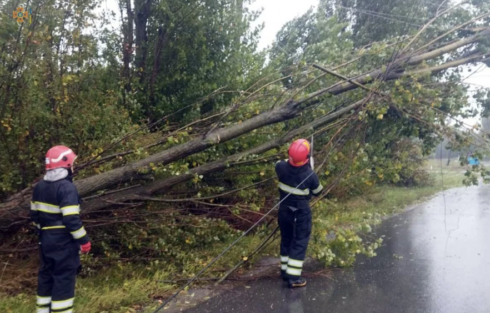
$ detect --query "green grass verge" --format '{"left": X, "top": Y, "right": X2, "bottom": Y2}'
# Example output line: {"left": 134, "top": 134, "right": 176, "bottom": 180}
{"left": 0, "top": 162, "right": 468, "bottom": 312}
{"left": 0, "top": 230, "right": 273, "bottom": 313}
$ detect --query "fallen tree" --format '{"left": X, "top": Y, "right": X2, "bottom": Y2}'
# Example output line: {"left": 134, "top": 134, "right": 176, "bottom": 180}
{"left": 73, "top": 27, "right": 490, "bottom": 197}
{"left": 1, "top": 23, "right": 489, "bottom": 229}
{"left": 82, "top": 47, "right": 490, "bottom": 211}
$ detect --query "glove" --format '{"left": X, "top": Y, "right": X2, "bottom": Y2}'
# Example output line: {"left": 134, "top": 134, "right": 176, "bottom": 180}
{"left": 80, "top": 242, "right": 91, "bottom": 254}
{"left": 310, "top": 157, "right": 315, "bottom": 171}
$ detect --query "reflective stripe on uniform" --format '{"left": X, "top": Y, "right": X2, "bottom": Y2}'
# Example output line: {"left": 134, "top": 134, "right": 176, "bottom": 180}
{"left": 278, "top": 182, "right": 310, "bottom": 196}
{"left": 56, "top": 309, "right": 73, "bottom": 313}
{"left": 36, "top": 296, "right": 52, "bottom": 305}
{"left": 51, "top": 298, "right": 74, "bottom": 310}
{"left": 31, "top": 202, "right": 37, "bottom": 211}
{"left": 42, "top": 226, "right": 66, "bottom": 230}
{"left": 286, "top": 267, "right": 302, "bottom": 276}
{"left": 33, "top": 202, "right": 62, "bottom": 214}
{"left": 36, "top": 295, "right": 51, "bottom": 313}
{"left": 312, "top": 184, "right": 323, "bottom": 195}
{"left": 61, "top": 205, "right": 80, "bottom": 216}
{"left": 71, "top": 227, "right": 87, "bottom": 239}
{"left": 281, "top": 264, "right": 288, "bottom": 270}
{"left": 287, "top": 258, "right": 304, "bottom": 268}
{"left": 280, "top": 255, "right": 289, "bottom": 263}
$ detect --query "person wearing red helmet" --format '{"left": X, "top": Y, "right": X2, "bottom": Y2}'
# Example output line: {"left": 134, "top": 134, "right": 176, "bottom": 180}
{"left": 275, "top": 139, "right": 323, "bottom": 288}
{"left": 30, "top": 146, "right": 90, "bottom": 313}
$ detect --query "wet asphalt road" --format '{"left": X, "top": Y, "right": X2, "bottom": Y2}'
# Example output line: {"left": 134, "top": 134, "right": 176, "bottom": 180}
{"left": 184, "top": 185, "right": 490, "bottom": 313}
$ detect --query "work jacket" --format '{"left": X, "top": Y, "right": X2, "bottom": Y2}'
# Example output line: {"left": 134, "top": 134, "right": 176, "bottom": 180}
{"left": 275, "top": 160, "right": 323, "bottom": 210}
{"left": 30, "top": 170, "right": 89, "bottom": 245}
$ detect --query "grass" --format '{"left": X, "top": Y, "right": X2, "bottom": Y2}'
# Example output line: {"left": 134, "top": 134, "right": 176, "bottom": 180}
{"left": 0, "top": 230, "right": 275, "bottom": 313}
{"left": 0, "top": 160, "right": 470, "bottom": 312}
{"left": 329, "top": 159, "right": 466, "bottom": 224}
{"left": 426, "top": 158, "right": 467, "bottom": 190}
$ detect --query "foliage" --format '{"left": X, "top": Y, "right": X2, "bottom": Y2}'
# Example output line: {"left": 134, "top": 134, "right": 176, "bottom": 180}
{"left": 1, "top": 0, "right": 490, "bottom": 307}
{"left": 90, "top": 212, "right": 242, "bottom": 272}
{"left": 0, "top": 0, "right": 135, "bottom": 197}
{"left": 0, "top": 173, "right": 462, "bottom": 311}
{"left": 309, "top": 166, "right": 463, "bottom": 269}
{"left": 126, "top": 0, "right": 265, "bottom": 122}
{"left": 324, "top": 0, "right": 447, "bottom": 46}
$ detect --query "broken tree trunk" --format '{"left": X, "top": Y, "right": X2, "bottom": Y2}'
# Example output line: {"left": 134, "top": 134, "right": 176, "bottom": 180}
{"left": 71, "top": 29, "right": 490, "bottom": 198}
{"left": 82, "top": 50, "right": 488, "bottom": 212}
{"left": 0, "top": 29, "right": 489, "bottom": 229}
{"left": 82, "top": 99, "right": 367, "bottom": 212}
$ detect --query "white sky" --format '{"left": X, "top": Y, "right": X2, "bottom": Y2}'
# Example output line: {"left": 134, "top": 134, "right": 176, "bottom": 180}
{"left": 249, "top": 0, "right": 319, "bottom": 50}
{"left": 460, "top": 66, "right": 490, "bottom": 127}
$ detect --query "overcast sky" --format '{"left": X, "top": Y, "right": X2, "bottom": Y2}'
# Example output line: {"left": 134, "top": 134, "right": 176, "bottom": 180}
{"left": 249, "top": 0, "right": 319, "bottom": 50}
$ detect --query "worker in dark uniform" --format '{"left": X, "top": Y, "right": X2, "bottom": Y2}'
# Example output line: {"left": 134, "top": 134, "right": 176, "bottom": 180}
{"left": 31, "top": 145, "right": 91, "bottom": 313}
{"left": 275, "top": 139, "right": 322, "bottom": 288}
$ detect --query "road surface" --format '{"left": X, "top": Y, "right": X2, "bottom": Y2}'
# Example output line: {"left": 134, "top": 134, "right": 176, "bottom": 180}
{"left": 184, "top": 184, "right": 490, "bottom": 313}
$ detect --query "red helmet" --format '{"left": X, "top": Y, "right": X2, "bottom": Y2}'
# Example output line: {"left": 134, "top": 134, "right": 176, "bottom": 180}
{"left": 45, "top": 145, "right": 77, "bottom": 170}
{"left": 288, "top": 139, "right": 311, "bottom": 167}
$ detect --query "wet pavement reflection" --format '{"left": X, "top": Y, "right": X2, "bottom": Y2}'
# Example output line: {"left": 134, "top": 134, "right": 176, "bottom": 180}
{"left": 184, "top": 185, "right": 490, "bottom": 313}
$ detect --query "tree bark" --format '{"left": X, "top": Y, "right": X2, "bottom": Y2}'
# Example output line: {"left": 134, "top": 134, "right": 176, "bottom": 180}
{"left": 148, "top": 25, "right": 169, "bottom": 121}
{"left": 82, "top": 99, "right": 367, "bottom": 212}
{"left": 72, "top": 31, "right": 488, "bottom": 198}
{"left": 135, "top": 0, "right": 152, "bottom": 83}
{"left": 81, "top": 50, "right": 488, "bottom": 212}
{"left": 122, "top": 0, "right": 134, "bottom": 93}
{"left": 1, "top": 29, "right": 488, "bottom": 228}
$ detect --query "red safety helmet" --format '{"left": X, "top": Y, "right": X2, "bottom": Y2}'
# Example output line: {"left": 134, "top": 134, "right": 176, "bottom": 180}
{"left": 45, "top": 145, "right": 77, "bottom": 170}
{"left": 288, "top": 139, "right": 311, "bottom": 167}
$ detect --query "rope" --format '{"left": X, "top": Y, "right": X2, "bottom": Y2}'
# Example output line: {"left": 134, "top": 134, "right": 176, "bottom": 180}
{"left": 153, "top": 3, "right": 431, "bottom": 310}
{"left": 152, "top": 138, "right": 322, "bottom": 313}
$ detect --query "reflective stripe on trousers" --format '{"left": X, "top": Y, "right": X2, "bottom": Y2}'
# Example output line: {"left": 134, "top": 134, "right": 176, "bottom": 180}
{"left": 51, "top": 297, "right": 74, "bottom": 311}
{"left": 36, "top": 295, "right": 51, "bottom": 313}
{"left": 280, "top": 255, "right": 289, "bottom": 271}
{"left": 278, "top": 205, "right": 312, "bottom": 278}
{"left": 286, "top": 258, "right": 304, "bottom": 276}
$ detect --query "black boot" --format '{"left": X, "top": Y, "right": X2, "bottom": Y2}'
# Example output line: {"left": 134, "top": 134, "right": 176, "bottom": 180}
{"left": 288, "top": 277, "right": 307, "bottom": 288}
{"left": 280, "top": 270, "right": 288, "bottom": 281}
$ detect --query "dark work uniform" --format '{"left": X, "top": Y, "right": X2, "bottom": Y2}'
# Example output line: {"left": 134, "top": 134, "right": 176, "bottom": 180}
{"left": 30, "top": 175, "right": 89, "bottom": 313}
{"left": 275, "top": 160, "right": 322, "bottom": 278}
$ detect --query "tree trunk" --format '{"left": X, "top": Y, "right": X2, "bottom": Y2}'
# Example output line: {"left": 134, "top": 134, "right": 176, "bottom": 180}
{"left": 148, "top": 25, "right": 169, "bottom": 121}
{"left": 122, "top": 0, "right": 134, "bottom": 93}
{"left": 135, "top": 0, "right": 152, "bottom": 83}
{"left": 82, "top": 98, "right": 366, "bottom": 212}
{"left": 1, "top": 29, "right": 488, "bottom": 229}
{"left": 72, "top": 31, "right": 487, "bottom": 198}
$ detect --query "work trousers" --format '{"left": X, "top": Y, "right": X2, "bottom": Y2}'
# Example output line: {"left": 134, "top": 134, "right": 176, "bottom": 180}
{"left": 278, "top": 204, "right": 312, "bottom": 278}
{"left": 36, "top": 230, "right": 80, "bottom": 313}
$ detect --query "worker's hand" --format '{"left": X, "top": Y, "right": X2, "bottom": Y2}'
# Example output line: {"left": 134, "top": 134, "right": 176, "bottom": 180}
{"left": 310, "top": 157, "right": 315, "bottom": 171}
{"left": 80, "top": 242, "right": 91, "bottom": 254}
